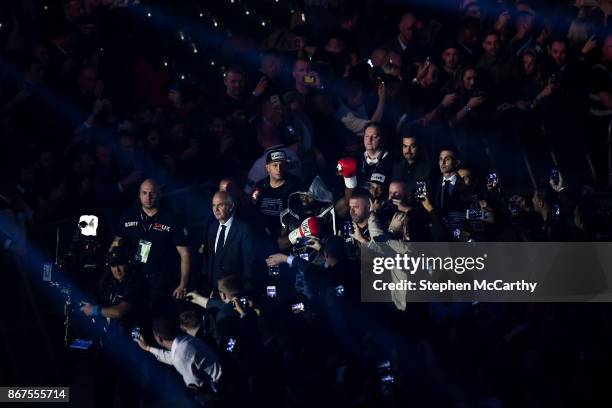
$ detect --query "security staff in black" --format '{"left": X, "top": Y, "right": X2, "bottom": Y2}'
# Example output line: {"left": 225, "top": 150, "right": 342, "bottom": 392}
{"left": 79, "top": 247, "right": 145, "bottom": 408}
{"left": 111, "top": 179, "right": 190, "bottom": 315}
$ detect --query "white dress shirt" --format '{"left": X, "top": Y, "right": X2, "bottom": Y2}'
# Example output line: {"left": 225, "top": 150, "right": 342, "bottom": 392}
{"left": 149, "top": 335, "right": 222, "bottom": 387}
{"left": 441, "top": 173, "right": 458, "bottom": 195}
{"left": 398, "top": 35, "right": 407, "bottom": 52}
{"left": 214, "top": 215, "right": 234, "bottom": 253}
{"left": 364, "top": 150, "right": 388, "bottom": 165}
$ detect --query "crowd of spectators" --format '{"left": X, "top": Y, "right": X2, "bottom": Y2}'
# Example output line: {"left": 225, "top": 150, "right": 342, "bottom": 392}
{"left": 2, "top": 0, "right": 612, "bottom": 407}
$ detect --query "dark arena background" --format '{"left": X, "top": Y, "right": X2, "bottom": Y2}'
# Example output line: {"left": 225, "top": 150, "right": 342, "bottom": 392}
{"left": 1, "top": 0, "right": 612, "bottom": 406}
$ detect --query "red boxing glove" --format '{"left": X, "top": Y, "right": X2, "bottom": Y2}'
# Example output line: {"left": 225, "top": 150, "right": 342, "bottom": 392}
{"left": 337, "top": 157, "right": 358, "bottom": 189}
{"left": 289, "top": 216, "right": 321, "bottom": 244}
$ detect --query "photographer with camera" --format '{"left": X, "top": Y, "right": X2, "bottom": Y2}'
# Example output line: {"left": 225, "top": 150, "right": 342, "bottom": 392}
{"left": 80, "top": 246, "right": 145, "bottom": 333}
{"left": 79, "top": 246, "right": 145, "bottom": 407}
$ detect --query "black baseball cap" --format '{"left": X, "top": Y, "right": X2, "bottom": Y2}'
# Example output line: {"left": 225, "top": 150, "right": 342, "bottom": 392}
{"left": 107, "top": 247, "right": 129, "bottom": 266}
{"left": 266, "top": 149, "right": 289, "bottom": 164}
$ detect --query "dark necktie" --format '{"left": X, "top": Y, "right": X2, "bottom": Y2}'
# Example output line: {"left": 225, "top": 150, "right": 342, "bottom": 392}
{"left": 442, "top": 180, "right": 451, "bottom": 210}
{"left": 216, "top": 225, "right": 226, "bottom": 254}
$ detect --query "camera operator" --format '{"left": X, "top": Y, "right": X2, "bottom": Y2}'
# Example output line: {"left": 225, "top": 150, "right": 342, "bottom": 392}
{"left": 80, "top": 246, "right": 145, "bottom": 333}
{"left": 111, "top": 179, "right": 190, "bottom": 315}
{"left": 79, "top": 246, "right": 145, "bottom": 408}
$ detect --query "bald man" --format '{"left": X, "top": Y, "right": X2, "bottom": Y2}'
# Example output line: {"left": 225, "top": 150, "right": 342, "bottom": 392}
{"left": 112, "top": 179, "right": 190, "bottom": 314}
{"left": 385, "top": 12, "right": 418, "bottom": 55}
{"left": 201, "top": 191, "right": 256, "bottom": 293}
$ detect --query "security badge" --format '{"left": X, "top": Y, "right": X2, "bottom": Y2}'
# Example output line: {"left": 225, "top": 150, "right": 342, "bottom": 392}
{"left": 135, "top": 240, "right": 152, "bottom": 263}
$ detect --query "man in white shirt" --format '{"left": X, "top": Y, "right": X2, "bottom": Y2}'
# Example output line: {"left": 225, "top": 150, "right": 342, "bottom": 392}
{"left": 136, "top": 317, "right": 222, "bottom": 390}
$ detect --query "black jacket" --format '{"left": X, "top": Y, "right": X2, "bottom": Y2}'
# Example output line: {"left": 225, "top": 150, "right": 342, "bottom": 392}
{"left": 432, "top": 174, "right": 471, "bottom": 217}
{"left": 391, "top": 159, "right": 433, "bottom": 193}
{"left": 204, "top": 217, "right": 257, "bottom": 292}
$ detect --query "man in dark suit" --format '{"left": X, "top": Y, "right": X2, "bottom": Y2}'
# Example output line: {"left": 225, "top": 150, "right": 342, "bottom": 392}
{"left": 433, "top": 148, "right": 470, "bottom": 218}
{"left": 202, "top": 191, "right": 257, "bottom": 293}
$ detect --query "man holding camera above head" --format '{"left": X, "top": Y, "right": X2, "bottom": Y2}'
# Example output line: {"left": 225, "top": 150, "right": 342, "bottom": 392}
{"left": 111, "top": 179, "right": 190, "bottom": 315}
